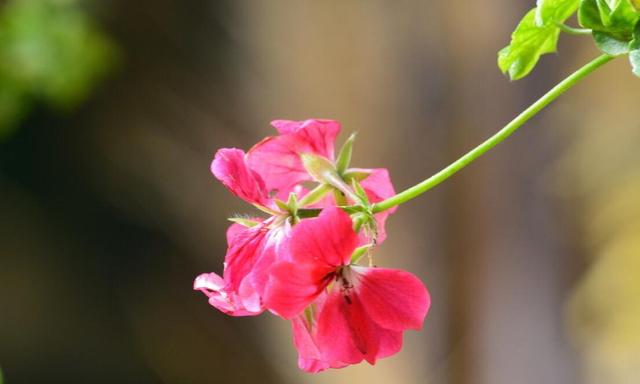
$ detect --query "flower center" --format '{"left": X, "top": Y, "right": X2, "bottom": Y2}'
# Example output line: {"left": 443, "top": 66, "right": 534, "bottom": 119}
{"left": 335, "top": 265, "right": 355, "bottom": 304}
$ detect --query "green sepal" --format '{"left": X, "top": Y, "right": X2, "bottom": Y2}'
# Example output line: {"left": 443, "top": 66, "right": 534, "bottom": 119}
{"left": 286, "top": 192, "right": 299, "bottom": 217}
{"left": 342, "top": 169, "right": 372, "bottom": 182}
{"left": 351, "top": 178, "right": 371, "bottom": 207}
{"left": 350, "top": 244, "right": 373, "bottom": 264}
{"left": 336, "top": 132, "right": 356, "bottom": 174}
{"left": 228, "top": 217, "right": 261, "bottom": 228}
{"left": 297, "top": 208, "right": 322, "bottom": 218}
{"left": 297, "top": 183, "right": 332, "bottom": 207}
{"left": 300, "top": 153, "right": 338, "bottom": 182}
{"left": 274, "top": 199, "right": 290, "bottom": 212}
{"left": 333, "top": 188, "right": 348, "bottom": 206}
{"left": 252, "top": 203, "right": 279, "bottom": 216}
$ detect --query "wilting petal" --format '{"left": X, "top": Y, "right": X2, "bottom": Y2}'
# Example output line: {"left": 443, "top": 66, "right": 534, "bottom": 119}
{"left": 355, "top": 267, "right": 430, "bottom": 331}
{"left": 289, "top": 206, "right": 358, "bottom": 267}
{"left": 247, "top": 119, "right": 340, "bottom": 193}
{"left": 264, "top": 261, "right": 333, "bottom": 319}
{"left": 193, "top": 273, "right": 261, "bottom": 316}
{"left": 211, "top": 148, "right": 269, "bottom": 206}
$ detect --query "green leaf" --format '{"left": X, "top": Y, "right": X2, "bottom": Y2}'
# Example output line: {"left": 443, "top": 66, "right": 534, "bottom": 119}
{"left": 499, "top": 9, "right": 561, "bottom": 80}
{"left": 593, "top": 30, "right": 631, "bottom": 53}
{"left": 536, "top": 0, "right": 580, "bottom": 26}
{"left": 579, "top": 0, "right": 607, "bottom": 29}
{"left": 608, "top": 0, "right": 640, "bottom": 33}
{"left": 629, "top": 21, "right": 640, "bottom": 75}
{"left": 579, "top": 0, "right": 640, "bottom": 54}
{"left": 579, "top": 0, "right": 640, "bottom": 38}
{"left": 629, "top": 48, "right": 640, "bottom": 74}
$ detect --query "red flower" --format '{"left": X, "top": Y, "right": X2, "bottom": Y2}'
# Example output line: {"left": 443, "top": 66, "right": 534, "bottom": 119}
{"left": 264, "top": 207, "right": 430, "bottom": 370}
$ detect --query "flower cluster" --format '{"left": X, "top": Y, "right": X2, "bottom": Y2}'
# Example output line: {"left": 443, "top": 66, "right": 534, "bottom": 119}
{"left": 194, "top": 119, "right": 430, "bottom": 372}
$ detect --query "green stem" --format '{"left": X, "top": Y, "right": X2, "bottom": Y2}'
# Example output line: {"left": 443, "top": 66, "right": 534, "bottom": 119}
{"left": 372, "top": 54, "right": 614, "bottom": 214}
{"left": 556, "top": 22, "right": 592, "bottom": 35}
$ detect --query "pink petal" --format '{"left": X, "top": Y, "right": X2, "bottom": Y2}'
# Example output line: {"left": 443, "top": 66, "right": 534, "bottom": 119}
{"left": 358, "top": 168, "right": 397, "bottom": 244}
{"left": 357, "top": 168, "right": 397, "bottom": 208}
{"left": 355, "top": 267, "right": 430, "bottom": 331}
{"left": 263, "top": 261, "right": 333, "bottom": 319}
{"left": 211, "top": 148, "right": 269, "bottom": 206}
{"left": 193, "top": 273, "right": 261, "bottom": 316}
{"left": 315, "top": 290, "right": 401, "bottom": 365}
{"left": 225, "top": 221, "right": 258, "bottom": 245}
{"left": 289, "top": 206, "right": 358, "bottom": 267}
{"left": 246, "top": 119, "right": 340, "bottom": 193}
{"left": 315, "top": 291, "right": 368, "bottom": 365}
{"left": 291, "top": 315, "right": 330, "bottom": 373}
{"left": 223, "top": 225, "right": 269, "bottom": 292}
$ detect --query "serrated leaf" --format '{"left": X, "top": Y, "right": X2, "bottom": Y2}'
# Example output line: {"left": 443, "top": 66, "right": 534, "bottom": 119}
{"left": 536, "top": 0, "right": 581, "bottom": 26}
{"left": 499, "top": 9, "right": 561, "bottom": 80}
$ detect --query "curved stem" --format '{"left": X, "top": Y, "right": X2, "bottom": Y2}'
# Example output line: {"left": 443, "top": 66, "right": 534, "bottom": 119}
{"left": 372, "top": 54, "right": 615, "bottom": 214}
{"left": 556, "top": 22, "right": 592, "bottom": 35}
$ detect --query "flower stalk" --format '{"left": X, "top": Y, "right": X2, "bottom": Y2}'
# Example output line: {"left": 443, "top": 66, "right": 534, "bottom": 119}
{"left": 371, "top": 54, "right": 615, "bottom": 214}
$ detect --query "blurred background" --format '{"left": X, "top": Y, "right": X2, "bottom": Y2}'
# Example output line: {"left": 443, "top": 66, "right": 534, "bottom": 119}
{"left": 1, "top": 0, "right": 639, "bottom": 383}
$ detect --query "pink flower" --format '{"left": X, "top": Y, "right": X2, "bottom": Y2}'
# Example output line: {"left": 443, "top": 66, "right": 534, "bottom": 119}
{"left": 194, "top": 219, "right": 289, "bottom": 316}
{"left": 247, "top": 119, "right": 341, "bottom": 194}
{"left": 196, "top": 122, "right": 342, "bottom": 316}
{"left": 248, "top": 119, "right": 397, "bottom": 243}
{"left": 210, "top": 148, "right": 270, "bottom": 207}
{"left": 264, "top": 207, "right": 430, "bottom": 370}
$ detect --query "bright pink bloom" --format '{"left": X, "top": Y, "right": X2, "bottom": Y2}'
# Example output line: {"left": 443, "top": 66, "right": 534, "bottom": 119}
{"left": 264, "top": 207, "right": 430, "bottom": 370}
{"left": 196, "top": 140, "right": 309, "bottom": 315}
{"left": 211, "top": 148, "right": 270, "bottom": 207}
{"left": 247, "top": 119, "right": 341, "bottom": 194}
{"left": 194, "top": 219, "right": 289, "bottom": 316}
